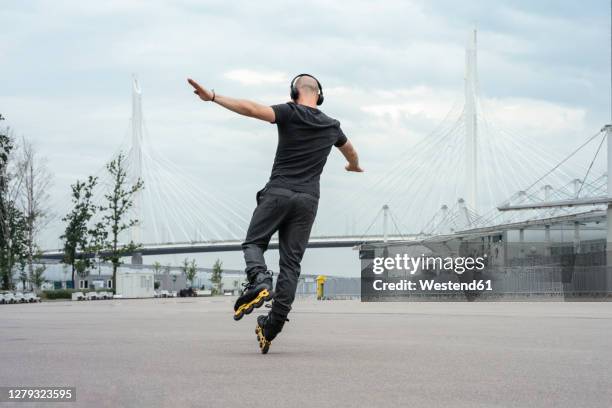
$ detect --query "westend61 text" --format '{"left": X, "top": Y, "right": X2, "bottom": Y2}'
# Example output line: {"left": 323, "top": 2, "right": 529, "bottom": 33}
{"left": 372, "top": 279, "right": 493, "bottom": 292}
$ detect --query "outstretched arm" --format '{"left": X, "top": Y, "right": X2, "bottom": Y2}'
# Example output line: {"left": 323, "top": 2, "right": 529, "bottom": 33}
{"left": 188, "top": 78, "right": 275, "bottom": 122}
{"left": 338, "top": 140, "right": 363, "bottom": 172}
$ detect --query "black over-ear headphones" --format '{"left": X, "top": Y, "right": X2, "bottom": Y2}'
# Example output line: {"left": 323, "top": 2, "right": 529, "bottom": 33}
{"left": 290, "top": 73, "right": 324, "bottom": 106}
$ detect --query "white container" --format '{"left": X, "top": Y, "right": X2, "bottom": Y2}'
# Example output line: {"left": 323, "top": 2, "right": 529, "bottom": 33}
{"left": 116, "top": 270, "right": 154, "bottom": 298}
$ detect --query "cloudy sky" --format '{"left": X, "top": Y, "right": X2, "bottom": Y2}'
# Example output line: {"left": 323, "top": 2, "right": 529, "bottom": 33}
{"left": 1, "top": 0, "right": 610, "bottom": 249}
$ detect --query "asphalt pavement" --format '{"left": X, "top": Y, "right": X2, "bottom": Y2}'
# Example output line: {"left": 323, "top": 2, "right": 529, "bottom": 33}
{"left": 1, "top": 297, "right": 611, "bottom": 408}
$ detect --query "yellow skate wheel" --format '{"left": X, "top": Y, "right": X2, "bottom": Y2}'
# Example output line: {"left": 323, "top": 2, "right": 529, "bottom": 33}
{"left": 233, "top": 310, "right": 244, "bottom": 321}
{"left": 255, "top": 326, "right": 271, "bottom": 354}
{"left": 260, "top": 289, "right": 271, "bottom": 301}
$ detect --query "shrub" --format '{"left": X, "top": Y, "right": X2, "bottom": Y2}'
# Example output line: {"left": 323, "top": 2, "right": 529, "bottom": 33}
{"left": 42, "top": 290, "right": 72, "bottom": 300}
{"left": 41, "top": 289, "right": 115, "bottom": 300}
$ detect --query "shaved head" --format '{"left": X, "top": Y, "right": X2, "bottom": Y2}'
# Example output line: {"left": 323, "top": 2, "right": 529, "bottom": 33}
{"left": 295, "top": 75, "right": 319, "bottom": 96}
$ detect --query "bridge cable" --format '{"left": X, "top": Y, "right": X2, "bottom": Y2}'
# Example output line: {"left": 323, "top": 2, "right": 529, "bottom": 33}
{"left": 576, "top": 131, "right": 607, "bottom": 198}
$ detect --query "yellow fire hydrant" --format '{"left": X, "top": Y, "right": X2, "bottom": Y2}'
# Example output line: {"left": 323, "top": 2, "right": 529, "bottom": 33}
{"left": 316, "top": 275, "right": 327, "bottom": 300}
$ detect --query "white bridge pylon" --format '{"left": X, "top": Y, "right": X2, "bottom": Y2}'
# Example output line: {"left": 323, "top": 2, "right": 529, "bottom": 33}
{"left": 464, "top": 28, "right": 478, "bottom": 213}
{"left": 114, "top": 76, "right": 253, "bottom": 246}
{"left": 130, "top": 77, "right": 143, "bottom": 246}
{"left": 318, "top": 28, "right": 589, "bottom": 237}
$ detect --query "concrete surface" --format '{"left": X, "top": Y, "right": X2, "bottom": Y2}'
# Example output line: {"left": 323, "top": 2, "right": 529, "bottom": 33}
{"left": 0, "top": 298, "right": 611, "bottom": 408}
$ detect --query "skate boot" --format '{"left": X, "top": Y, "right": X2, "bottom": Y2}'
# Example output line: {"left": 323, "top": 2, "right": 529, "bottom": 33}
{"left": 255, "top": 315, "right": 272, "bottom": 354}
{"left": 255, "top": 310, "right": 290, "bottom": 354}
{"left": 233, "top": 270, "right": 274, "bottom": 321}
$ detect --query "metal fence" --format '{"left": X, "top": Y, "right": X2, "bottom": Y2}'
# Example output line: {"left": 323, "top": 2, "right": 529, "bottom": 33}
{"left": 357, "top": 240, "right": 612, "bottom": 301}
{"left": 360, "top": 266, "right": 612, "bottom": 301}
{"left": 487, "top": 265, "right": 612, "bottom": 297}
{"left": 296, "top": 265, "right": 612, "bottom": 301}
{"left": 296, "top": 276, "right": 361, "bottom": 299}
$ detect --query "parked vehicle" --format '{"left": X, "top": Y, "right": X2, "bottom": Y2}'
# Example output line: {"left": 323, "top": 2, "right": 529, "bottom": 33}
{"left": 3, "top": 293, "right": 17, "bottom": 304}
{"left": 178, "top": 288, "right": 197, "bottom": 297}
{"left": 13, "top": 292, "right": 27, "bottom": 303}
{"left": 71, "top": 291, "right": 86, "bottom": 301}
{"left": 159, "top": 290, "right": 170, "bottom": 298}
{"left": 85, "top": 291, "right": 100, "bottom": 300}
{"left": 0, "top": 293, "right": 7, "bottom": 304}
{"left": 100, "top": 291, "right": 113, "bottom": 300}
{"left": 24, "top": 292, "right": 41, "bottom": 303}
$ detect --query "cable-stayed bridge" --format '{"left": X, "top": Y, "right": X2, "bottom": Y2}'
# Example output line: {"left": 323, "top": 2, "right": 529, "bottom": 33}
{"left": 41, "top": 30, "right": 612, "bottom": 262}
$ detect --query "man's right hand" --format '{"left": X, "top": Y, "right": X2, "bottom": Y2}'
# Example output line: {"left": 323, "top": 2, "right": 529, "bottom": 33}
{"left": 338, "top": 140, "right": 363, "bottom": 173}
{"left": 345, "top": 163, "right": 364, "bottom": 172}
{"left": 187, "top": 78, "right": 214, "bottom": 101}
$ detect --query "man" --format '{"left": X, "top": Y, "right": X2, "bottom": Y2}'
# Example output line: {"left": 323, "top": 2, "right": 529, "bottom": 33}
{"left": 188, "top": 74, "right": 362, "bottom": 353}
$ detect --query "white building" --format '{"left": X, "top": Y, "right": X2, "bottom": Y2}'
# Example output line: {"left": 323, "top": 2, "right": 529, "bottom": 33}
{"left": 116, "top": 269, "right": 154, "bottom": 298}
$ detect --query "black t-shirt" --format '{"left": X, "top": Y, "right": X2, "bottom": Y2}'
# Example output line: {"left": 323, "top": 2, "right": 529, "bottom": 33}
{"left": 267, "top": 102, "right": 348, "bottom": 198}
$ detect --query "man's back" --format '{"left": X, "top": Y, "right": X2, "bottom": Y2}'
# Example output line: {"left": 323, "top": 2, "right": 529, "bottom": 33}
{"left": 268, "top": 102, "right": 347, "bottom": 198}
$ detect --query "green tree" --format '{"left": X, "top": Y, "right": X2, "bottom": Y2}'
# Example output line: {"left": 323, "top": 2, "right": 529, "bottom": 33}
{"left": 211, "top": 258, "right": 223, "bottom": 295}
{"left": 29, "top": 264, "right": 46, "bottom": 290}
{"left": 0, "top": 128, "right": 28, "bottom": 290}
{"left": 60, "top": 176, "right": 98, "bottom": 288}
{"left": 184, "top": 258, "right": 197, "bottom": 288}
{"left": 152, "top": 261, "right": 162, "bottom": 289}
{"left": 152, "top": 261, "right": 162, "bottom": 275}
{"left": 181, "top": 259, "right": 188, "bottom": 275}
{"left": 0, "top": 206, "right": 27, "bottom": 290}
{"left": 18, "top": 266, "right": 28, "bottom": 291}
{"left": 74, "top": 259, "right": 89, "bottom": 284}
{"left": 98, "top": 152, "right": 144, "bottom": 289}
